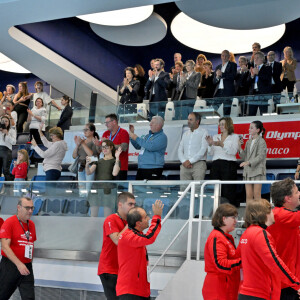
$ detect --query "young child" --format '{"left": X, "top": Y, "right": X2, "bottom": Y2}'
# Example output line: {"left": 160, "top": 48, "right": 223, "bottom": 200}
{"left": 239, "top": 120, "right": 267, "bottom": 202}
{"left": 11, "top": 149, "right": 29, "bottom": 196}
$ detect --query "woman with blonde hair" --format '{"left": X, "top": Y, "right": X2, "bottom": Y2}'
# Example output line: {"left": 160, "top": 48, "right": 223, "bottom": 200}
{"left": 12, "top": 149, "right": 29, "bottom": 196}
{"left": 280, "top": 46, "right": 297, "bottom": 93}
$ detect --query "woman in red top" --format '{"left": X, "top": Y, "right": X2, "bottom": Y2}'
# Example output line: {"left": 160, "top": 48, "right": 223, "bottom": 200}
{"left": 238, "top": 199, "right": 300, "bottom": 300}
{"left": 202, "top": 203, "right": 241, "bottom": 300}
{"left": 11, "top": 149, "right": 29, "bottom": 197}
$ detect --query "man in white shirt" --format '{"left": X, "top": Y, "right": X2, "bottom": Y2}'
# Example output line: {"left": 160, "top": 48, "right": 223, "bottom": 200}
{"left": 178, "top": 112, "right": 208, "bottom": 180}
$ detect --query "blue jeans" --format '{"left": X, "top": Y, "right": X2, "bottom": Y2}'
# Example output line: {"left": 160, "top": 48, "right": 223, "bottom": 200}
{"left": 45, "top": 169, "right": 61, "bottom": 181}
{"left": 78, "top": 166, "right": 95, "bottom": 197}
{"left": 14, "top": 178, "right": 26, "bottom": 197}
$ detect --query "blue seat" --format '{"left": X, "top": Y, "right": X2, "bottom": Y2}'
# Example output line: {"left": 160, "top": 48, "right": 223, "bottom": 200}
{"left": 33, "top": 198, "right": 44, "bottom": 215}
{"left": 65, "top": 199, "right": 89, "bottom": 216}
{"left": 41, "top": 198, "right": 68, "bottom": 215}
{"left": 0, "top": 176, "right": 4, "bottom": 191}
{"left": 31, "top": 175, "right": 46, "bottom": 194}
{"left": 16, "top": 133, "right": 30, "bottom": 145}
{"left": 276, "top": 173, "right": 295, "bottom": 181}
{"left": 261, "top": 173, "right": 276, "bottom": 195}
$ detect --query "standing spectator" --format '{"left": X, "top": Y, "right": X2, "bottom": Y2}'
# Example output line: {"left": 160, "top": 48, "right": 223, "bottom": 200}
{"left": 98, "top": 192, "right": 136, "bottom": 300}
{"left": 280, "top": 46, "right": 297, "bottom": 93}
{"left": 144, "top": 59, "right": 156, "bottom": 100}
{"left": 13, "top": 82, "right": 32, "bottom": 133}
{"left": 229, "top": 52, "right": 236, "bottom": 64}
{"left": 213, "top": 50, "right": 237, "bottom": 98}
{"left": 239, "top": 121, "right": 267, "bottom": 202}
{"left": 195, "top": 54, "right": 207, "bottom": 74}
{"left": 86, "top": 140, "right": 122, "bottom": 217}
{"left": 0, "top": 197, "right": 37, "bottom": 300}
{"left": 170, "top": 61, "right": 184, "bottom": 101}
{"left": 238, "top": 199, "right": 300, "bottom": 300}
{"left": 206, "top": 117, "right": 239, "bottom": 206}
{"left": 134, "top": 64, "right": 147, "bottom": 102}
{"left": 56, "top": 95, "right": 73, "bottom": 133}
{"left": 116, "top": 200, "right": 163, "bottom": 299}
{"left": 73, "top": 123, "right": 99, "bottom": 196}
{"left": 11, "top": 149, "right": 29, "bottom": 197}
{"left": 100, "top": 114, "right": 129, "bottom": 180}
{"left": 119, "top": 67, "right": 140, "bottom": 105}
{"left": 267, "top": 51, "right": 283, "bottom": 93}
{"left": 31, "top": 126, "right": 67, "bottom": 181}
{"left": 129, "top": 116, "right": 167, "bottom": 180}
{"left": 178, "top": 112, "right": 208, "bottom": 180}
{"left": 202, "top": 204, "right": 241, "bottom": 300}
{"left": 27, "top": 97, "right": 47, "bottom": 145}
{"left": 1, "top": 84, "right": 15, "bottom": 106}
{"left": 295, "top": 158, "right": 300, "bottom": 180}
{"left": 235, "top": 56, "right": 250, "bottom": 96}
{"left": 268, "top": 178, "right": 300, "bottom": 300}
{"left": 247, "top": 42, "right": 264, "bottom": 68}
{"left": 169, "top": 52, "right": 185, "bottom": 74}
{"left": 0, "top": 217, "right": 3, "bottom": 228}
{"left": 201, "top": 61, "right": 215, "bottom": 99}
{"left": 0, "top": 116, "right": 16, "bottom": 180}
{"left": 4, "top": 102, "right": 17, "bottom": 128}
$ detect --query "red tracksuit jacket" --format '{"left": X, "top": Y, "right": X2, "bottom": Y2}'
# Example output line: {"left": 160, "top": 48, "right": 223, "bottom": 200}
{"left": 238, "top": 225, "right": 300, "bottom": 300}
{"left": 116, "top": 215, "right": 161, "bottom": 298}
{"left": 267, "top": 207, "right": 300, "bottom": 289}
{"left": 202, "top": 228, "right": 241, "bottom": 300}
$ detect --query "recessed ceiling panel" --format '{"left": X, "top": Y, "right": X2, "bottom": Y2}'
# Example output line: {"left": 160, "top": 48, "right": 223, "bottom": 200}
{"left": 0, "top": 53, "right": 30, "bottom": 73}
{"left": 171, "top": 13, "right": 285, "bottom": 54}
{"left": 176, "top": 0, "right": 300, "bottom": 29}
{"left": 90, "top": 12, "right": 167, "bottom": 46}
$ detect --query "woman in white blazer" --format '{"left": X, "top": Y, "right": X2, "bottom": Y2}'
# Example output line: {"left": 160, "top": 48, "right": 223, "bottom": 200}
{"left": 239, "top": 121, "right": 267, "bottom": 202}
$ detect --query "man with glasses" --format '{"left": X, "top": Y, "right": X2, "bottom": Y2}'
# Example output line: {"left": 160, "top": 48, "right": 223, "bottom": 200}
{"left": 101, "top": 113, "right": 129, "bottom": 180}
{"left": 98, "top": 192, "right": 136, "bottom": 300}
{"left": 0, "top": 197, "right": 37, "bottom": 299}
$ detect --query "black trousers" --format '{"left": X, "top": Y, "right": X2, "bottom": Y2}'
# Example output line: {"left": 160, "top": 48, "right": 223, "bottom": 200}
{"left": 210, "top": 159, "right": 238, "bottom": 206}
{"left": 114, "top": 170, "right": 128, "bottom": 180}
{"left": 99, "top": 273, "right": 118, "bottom": 300}
{"left": 16, "top": 108, "right": 28, "bottom": 133}
{"left": 136, "top": 168, "right": 163, "bottom": 180}
{"left": 29, "top": 129, "right": 45, "bottom": 145}
{"left": 281, "top": 78, "right": 295, "bottom": 93}
{"left": 119, "top": 295, "right": 150, "bottom": 300}
{"left": 238, "top": 295, "right": 266, "bottom": 300}
{"left": 0, "top": 145, "right": 12, "bottom": 181}
{"left": 280, "top": 287, "right": 298, "bottom": 300}
{"left": 0, "top": 256, "right": 35, "bottom": 300}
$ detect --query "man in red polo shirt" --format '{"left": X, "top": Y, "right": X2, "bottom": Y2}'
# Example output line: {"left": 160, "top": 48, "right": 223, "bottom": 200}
{"left": 98, "top": 192, "right": 136, "bottom": 300}
{"left": 0, "top": 197, "right": 37, "bottom": 299}
{"left": 268, "top": 177, "right": 300, "bottom": 300}
{"left": 101, "top": 113, "right": 129, "bottom": 180}
{"left": 116, "top": 200, "right": 163, "bottom": 300}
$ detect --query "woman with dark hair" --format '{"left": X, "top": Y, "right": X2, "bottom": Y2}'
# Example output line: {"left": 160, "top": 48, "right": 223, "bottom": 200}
{"left": 72, "top": 123, "right": 99, "bottom": 196}
{"left": 203, "top": 203, "right": 241, "bottom": 300}
{"left": 0, "top": 116, "right": 16, "bottom": 180}
{"left": 238, "top": 199, "right": 300, "bottom": 300}
{"left": 134, "top": 64, "right": 147, "bottom": 102}
{"left": 206, "top": 117, "right": 239, "bottom": 206}
{"left": 239, "top": 121, "right": 267, "bottom": 202}
{"left": 57, "top": 95, "right": 73, "bottom": 132}
{"left": 28, "top": 97, "right": 47, "bottom": 145}
{"left": 13, "top": 82, "right": 32, "bottom": 132}
{"left": 119, "top": 67, "right": 140, "bottom": 105}
{"left": 86, "top": 140, "right": 121, "bottom": 217}
{"left": 201, "top": 60, "right": 215, "bottom": 99}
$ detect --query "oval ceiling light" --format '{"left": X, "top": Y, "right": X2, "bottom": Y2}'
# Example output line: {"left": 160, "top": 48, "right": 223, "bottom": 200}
{"left": 171, "top": 13, "right": 285, "bottom": 54}
{"left": 90, "top": 12, "right": 167, "bottom": 47}
{"left": 176, "top": 0, "right": 300, "bottom": 29}
{"left": 0, "top": 53, "right": 30, "bottom": 73}
{"left": 77, "top": 5, "right": 153, "bottom": 26}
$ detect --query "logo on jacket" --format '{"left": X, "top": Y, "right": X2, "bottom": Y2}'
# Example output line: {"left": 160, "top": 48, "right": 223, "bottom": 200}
{"left": 240, "top": 239, "right": 248, "bottom": 244}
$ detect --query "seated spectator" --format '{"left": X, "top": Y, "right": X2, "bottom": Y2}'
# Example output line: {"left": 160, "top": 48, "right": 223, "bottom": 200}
{"left": 28, "top": 97, "right": 47, "bottom": 145}
{"left": 73, "top": 123, "right": 99, "bottom": 196}
{"left": 201, "top": 61, "right": 215, "bottom": 99}
{"left": 280, "top": 46, "right": 297, "bottom": 93}
{"left": 235, "top": 56, "right": 250, "bottom": 96}
{"left": 171, "top": 61, "right": 184, "bottom": 100}
{"left": 1, "top": 84, "right": 15, "bottom": 106}
{"left": 119, "top": 67, "right": 140, "bottom": 105}
{"left": 0, "top": 116, "right": 16, "bottom": 181}
{"left": 229, "top": 52, "right": 236, "bottom": 63}
{"left": 195, "top": 54, "right": 207, "bottom": 74}
{"left": 86, "top": 140, "right": 121, "bottom": 217}
{"left": 13, "top": 82, "right": 32, "bottom": 133}
{"left": 11, "top": 149, "right": 29, "bottom": 197}
{"left": 56, "top": 95, "right": 73, "bottom": 133}
{"left": 129, "top": 116, "right": 167, "bottom": 180}
{"left": 3, "top": 102, "right": 17, "bottom": 128}
{"left": 31, "top": 126, "right": 67, "bottom": 181}
{"left": 33, "top": 81, "right": 61, "bottom": 111}
{"left": 134, "top": 64, "right": 147, "bottom": 102}
{"left": 267, "top": 51, "right": 283, "bottom": 93}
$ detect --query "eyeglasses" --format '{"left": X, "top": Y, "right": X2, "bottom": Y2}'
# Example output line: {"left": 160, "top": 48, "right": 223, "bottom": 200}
{"left": 104, "top": 120, "right": 113, "bottom": 125}
{"left": 21, "top": 206, "right": 35, "bottom": 211}
{"left": 226, "top": 216, "right": 238, "bottom": 221}
{"left": 102, "top": 145, "right": 110, "bottom": 150}
{"left": 83, "top": 129, "right": 89, "bottom": 132}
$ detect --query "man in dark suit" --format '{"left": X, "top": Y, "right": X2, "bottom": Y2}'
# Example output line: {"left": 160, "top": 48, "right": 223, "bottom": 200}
{"left": 235, "top": 56, "right": 250, "bottom": 96}
{"left": 57, "top": 95, "right": 73, "bottom": 133}
{"left": 170, "top": 61, "right": 184, "bottom": 101}
{"left": 267, "top": 51, "right": 283, "bottom": 93}
{"left": 145, "top": 58, "right": 170, "bottom": 117}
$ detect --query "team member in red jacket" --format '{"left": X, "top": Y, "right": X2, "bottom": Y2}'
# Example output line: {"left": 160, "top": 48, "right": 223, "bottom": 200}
{"left": 238, "top": 199, "right": 300, "bottom": 300}
{"left": 98, "top": 192, "right": 136, "bottom": 300}
{"left": 202, "top": 203, "right": 241, "bottom": 300}
{"left": 116, "top": 200, "right": 164, "bottom": 300}
{"left": 267, "top": 178, "right": 300, "bottom": 300}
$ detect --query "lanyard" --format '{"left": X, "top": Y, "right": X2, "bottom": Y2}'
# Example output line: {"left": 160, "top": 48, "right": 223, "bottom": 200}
{"left": 109, "top": 127, "right": 121, "bottom": 142}
{"left": 116, "top": 212, "right": 127, "bottom": 227}
{"left": 17, "top": 216, "right": 30, "bottom": 242}
{"left": 146, "top": 134, "right": 153, "bottom": 142}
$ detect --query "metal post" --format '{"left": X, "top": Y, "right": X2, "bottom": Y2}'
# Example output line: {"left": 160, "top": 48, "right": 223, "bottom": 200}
{"left": 196, "top": 182, "right": 206, "bottom": 260}
{"left": 186, "top": 182, "right": 196, "bottom": 260}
